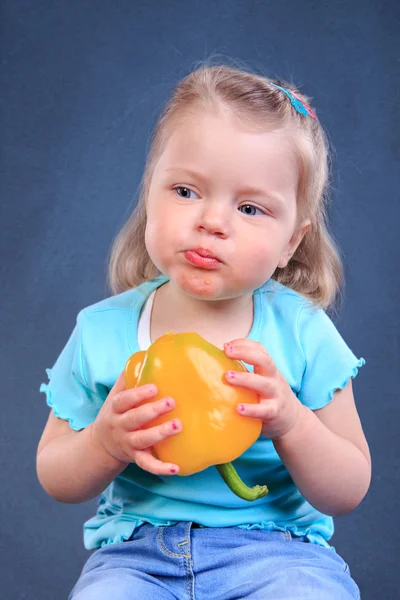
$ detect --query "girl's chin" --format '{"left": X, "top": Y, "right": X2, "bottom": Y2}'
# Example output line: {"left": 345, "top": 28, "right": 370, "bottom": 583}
{"left": 175, "top": 271, "right": 224, "bottom": 299}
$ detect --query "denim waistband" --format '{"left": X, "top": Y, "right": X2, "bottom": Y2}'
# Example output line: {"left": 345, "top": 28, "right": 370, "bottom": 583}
{"left": 135, "top": 521, "right": 308, "bottom": 543}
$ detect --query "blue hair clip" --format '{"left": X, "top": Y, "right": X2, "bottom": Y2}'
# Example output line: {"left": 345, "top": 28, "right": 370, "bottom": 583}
{"left": 269, "top": 82, "right": 317, "bottom": 119}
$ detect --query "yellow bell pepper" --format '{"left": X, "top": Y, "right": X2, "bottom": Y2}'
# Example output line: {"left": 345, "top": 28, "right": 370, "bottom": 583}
{"left": 124, "top": 332, "right": 268, "bottom": 501}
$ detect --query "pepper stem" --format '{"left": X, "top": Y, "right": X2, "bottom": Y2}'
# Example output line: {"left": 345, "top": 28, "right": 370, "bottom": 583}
{"left": 216, "top": 462, "right": 268, "bottom": 501}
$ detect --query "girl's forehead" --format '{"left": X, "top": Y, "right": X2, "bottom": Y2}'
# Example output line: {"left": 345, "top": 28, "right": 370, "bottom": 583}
{"left": 166, "top": 109, "right": 291, "bottom": 147}
{"left": 155, "top": 112, "right": 299, "bottom": 191}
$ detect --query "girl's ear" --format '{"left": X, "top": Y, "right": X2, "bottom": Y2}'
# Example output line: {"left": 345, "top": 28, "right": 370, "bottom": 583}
{"left": 277, "top": 220, "right": 311, "bottom": 269}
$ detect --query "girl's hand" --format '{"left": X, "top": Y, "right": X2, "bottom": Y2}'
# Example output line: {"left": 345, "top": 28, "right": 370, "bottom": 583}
{"left": 224, "top": 339, "right": 301, "bottom": 440}
{"left": 90, "top": 371, "right": 182, "bottom": 475}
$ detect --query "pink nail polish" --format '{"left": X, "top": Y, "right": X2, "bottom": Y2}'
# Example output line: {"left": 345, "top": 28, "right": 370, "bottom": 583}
{"left": 172, "top": 420, "right": 179, "bottom": 431}
{"left": 238, "top": 404, "right": 245, "bottom": 412}
{"left": 170, "top": 467, "right": 177, "bottom": 474}
{"left": 228, "top": 371, "right": 236, "bottom": 379}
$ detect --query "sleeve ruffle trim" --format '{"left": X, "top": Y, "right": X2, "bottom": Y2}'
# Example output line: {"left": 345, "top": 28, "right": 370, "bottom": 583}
{"left": 306, "top": 357, "right": 366, "bottom": 411}
{"left": 39, "top": 368, "right": 88, "bottom": 432}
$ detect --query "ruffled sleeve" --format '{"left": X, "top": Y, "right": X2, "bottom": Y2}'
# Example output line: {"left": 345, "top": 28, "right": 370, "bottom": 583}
{"left": 296, "top": 304, "right": 365, "bottom": 410}
{"left": 39, "top": 311, "right": 108, "bottom": 430}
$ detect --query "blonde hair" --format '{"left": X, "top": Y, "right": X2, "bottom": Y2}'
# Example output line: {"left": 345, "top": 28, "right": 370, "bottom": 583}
{"left": 107, "top": 62, "right": 343, "bottom": 311}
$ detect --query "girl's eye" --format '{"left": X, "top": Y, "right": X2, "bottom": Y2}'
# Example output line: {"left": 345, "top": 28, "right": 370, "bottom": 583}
{"left": 239, "top": 204, "right": 265, "bottom": 216}
{"left": 174, "top": 186, "right": 199, "bottom": 200}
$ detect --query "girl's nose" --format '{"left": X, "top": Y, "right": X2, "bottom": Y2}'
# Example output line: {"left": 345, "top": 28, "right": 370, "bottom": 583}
{"left": 196, "top": 200, "right": 230, "bottom": 238}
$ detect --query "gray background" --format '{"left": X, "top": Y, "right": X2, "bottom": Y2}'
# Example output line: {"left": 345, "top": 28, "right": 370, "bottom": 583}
{"left": 1, "top": 1, "right": 399, "bottom": 598}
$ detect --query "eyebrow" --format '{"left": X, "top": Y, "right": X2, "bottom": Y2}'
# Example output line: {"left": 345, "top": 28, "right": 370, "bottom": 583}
{"left": 164, "top": 167, "right": 285, "bottom": 206}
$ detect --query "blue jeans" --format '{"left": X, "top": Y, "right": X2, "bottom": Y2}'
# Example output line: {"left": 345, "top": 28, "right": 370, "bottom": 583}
{"left": 70, "top": 522, "right": 360, "bottom": 599}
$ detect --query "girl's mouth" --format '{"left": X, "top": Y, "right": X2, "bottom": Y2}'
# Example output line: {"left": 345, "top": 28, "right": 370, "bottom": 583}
{"left": 184, "top": 249, "right": 223, "bottom": 269}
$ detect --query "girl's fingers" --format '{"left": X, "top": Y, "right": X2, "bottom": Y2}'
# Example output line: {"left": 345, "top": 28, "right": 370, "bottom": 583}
{"left": 122, "top": 396, "right": 176, "bottom": 430}
{"left": 224, "top": 340, "right": 276, "bottom": 376}
{"left": 112, "top": 383, "right": 159, "bottom": 414}
{"left": 133, "top": 448, "right": 180, "bottom": 476}
{"left": 129, "top": 418, "right": 182, "bottom": 451}
{"left": 236, "top": 399, "right": 279, "bottom": 420}
{"left": 225, "top": 370, "right": 276, "bottom": 397}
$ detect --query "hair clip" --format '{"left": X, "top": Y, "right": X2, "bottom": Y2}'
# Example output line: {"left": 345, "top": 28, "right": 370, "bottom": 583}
{"left": 269, "top": 82, "right": 318, "bottom": 120}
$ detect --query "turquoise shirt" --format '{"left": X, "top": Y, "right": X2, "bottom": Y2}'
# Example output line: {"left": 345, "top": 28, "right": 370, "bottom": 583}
{"left": 40, "top": 276, "right": 365, "bottom": 550}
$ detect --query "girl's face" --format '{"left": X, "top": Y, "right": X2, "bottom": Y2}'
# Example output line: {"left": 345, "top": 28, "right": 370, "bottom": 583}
{"left": 145, "top": 110, "right": 309, "bottom": 301}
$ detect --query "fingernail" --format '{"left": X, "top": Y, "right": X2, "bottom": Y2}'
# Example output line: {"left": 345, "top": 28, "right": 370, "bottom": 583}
{"left": 225, "top": 343, "right": 233, "bottom": 354}
{"left": 165, "top": 398, "right": 172, "bottom": 408}
{"left": 170, "top": 467, "right": 178, "bottom": 474}
{"left": 238, "top": 404, "right": 246, "bottom": 412}
{"left": 171, "top": 420, "right": 180, "bottom": 431}
{"left": 145, "top": 384, "right": 156, "bottom": 394}
{"left": 227, "top": 371, "right": 236, "bottom": 379}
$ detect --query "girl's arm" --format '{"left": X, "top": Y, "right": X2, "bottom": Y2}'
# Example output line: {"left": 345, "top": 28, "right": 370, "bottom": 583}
{"left": 37, "top": 411, "right": 128, "bottom": 503}
{"left": 224, "top": 339, "right": 371, "bottom": 517}
{"left": 273, "top": 379, "right": 371, "bottom": 516}
{"left": 36, "top": 372, "right": 182, "bottom": 503}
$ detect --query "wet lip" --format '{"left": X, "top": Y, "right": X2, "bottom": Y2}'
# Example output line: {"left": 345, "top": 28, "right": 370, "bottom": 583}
{"left": 189, "top": 248, "right": 222, "bottom": 261}
{"left": 184, "top": 248, "right": 223, "bottom": 269}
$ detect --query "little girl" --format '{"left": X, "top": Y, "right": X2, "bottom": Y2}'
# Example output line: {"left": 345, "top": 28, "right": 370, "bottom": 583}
{"left": 37, "top": 63, "right": 370, "bottom": 599}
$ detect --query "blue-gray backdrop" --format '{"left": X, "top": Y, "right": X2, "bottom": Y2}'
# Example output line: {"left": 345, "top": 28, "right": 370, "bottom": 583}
{"left": 1, "top": 1, "right": 399, "bottom": 598}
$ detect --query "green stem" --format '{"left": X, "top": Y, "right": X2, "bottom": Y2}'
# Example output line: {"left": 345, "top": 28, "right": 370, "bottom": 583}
{"left": 216, "top": 462, "right": 268, "bottom": 501}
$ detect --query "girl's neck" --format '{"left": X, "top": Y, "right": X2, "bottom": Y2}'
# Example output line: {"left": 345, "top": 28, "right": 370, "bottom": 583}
{"left": 150, "top": 281, "right": 254, "bottom": 349}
